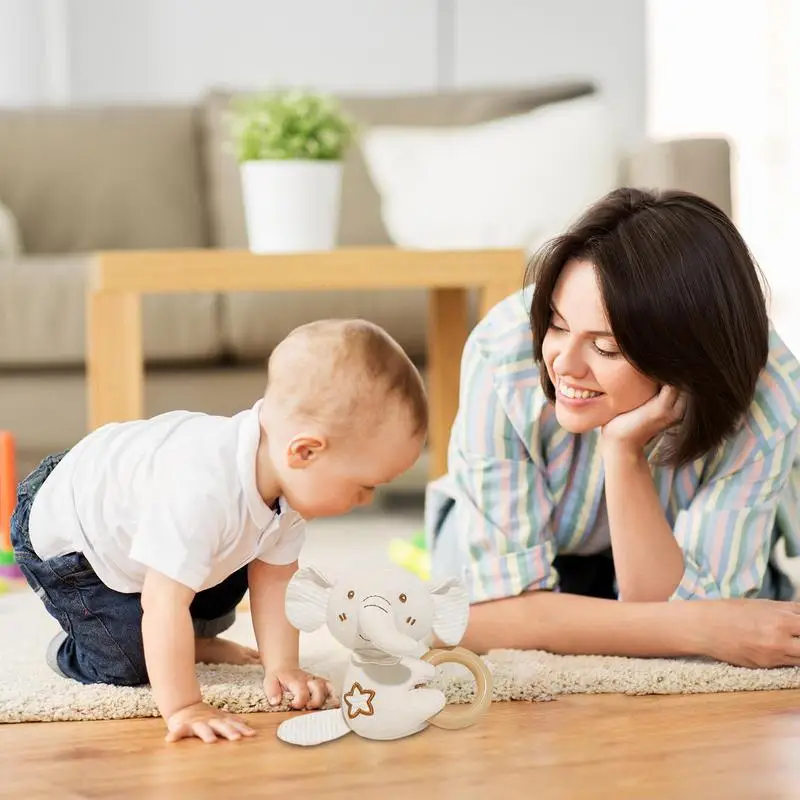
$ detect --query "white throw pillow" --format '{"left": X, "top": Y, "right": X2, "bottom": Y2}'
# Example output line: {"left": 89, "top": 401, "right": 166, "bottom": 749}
{"left": 361, "top": 95, "right": 620, "bottom": 253}
{"left": 0, "top": 200, "right": 21, "bottom": 257}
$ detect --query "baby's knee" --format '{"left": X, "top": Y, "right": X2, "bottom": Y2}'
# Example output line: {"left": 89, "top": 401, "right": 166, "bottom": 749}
{"left": 54, "top": 631, "right": 148, "bottom": 687}
{"left": 94, "top": 659, "right": 148, "bottom": 687}
{"left": 83, "top": 640, "right": 148, "bottom": 686}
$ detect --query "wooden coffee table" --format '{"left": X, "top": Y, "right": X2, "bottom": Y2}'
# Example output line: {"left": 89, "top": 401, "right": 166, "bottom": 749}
{"left": 86, "top": 248, "right": 525, "bottom": 480}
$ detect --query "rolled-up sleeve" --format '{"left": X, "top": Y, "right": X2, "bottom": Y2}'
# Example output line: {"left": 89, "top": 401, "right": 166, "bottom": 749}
{"left": 670, "top": 427, "right": 799, "bottom": 600}
{"left": 444, "top": 323, "right": 559, "bottom": 604}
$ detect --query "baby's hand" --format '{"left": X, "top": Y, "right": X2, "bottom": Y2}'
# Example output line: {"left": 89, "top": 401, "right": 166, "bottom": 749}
{"left": 165, "top": 701, "right": 256, "bottom": 744}
{"left": 264, "top": 667, "right": 334, "bottom": 710}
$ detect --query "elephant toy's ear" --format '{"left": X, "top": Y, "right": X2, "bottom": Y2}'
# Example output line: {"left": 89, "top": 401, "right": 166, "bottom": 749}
{"left": 285, "top": 566, "right": 334, "bottom": 633}
{"left": 430, "top": 575, "right": 470, "bottom": 645}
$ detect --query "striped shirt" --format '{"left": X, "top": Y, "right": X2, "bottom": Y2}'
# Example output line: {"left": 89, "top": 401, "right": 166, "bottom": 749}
{"left": 427, "top": 289, "right": 800, "bottom": 604}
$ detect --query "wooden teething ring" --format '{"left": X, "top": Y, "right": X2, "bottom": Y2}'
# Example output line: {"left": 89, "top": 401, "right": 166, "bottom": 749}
{"left": 421, "top": 646, "right": 493, "bottom": 730}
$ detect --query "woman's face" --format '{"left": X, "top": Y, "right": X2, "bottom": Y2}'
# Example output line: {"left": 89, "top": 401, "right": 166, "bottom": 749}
{"left": 541, "top": 259, "right": 659, "bottom": 434}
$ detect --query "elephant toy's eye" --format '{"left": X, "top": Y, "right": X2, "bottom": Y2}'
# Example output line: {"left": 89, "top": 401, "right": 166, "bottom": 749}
{"left": 399, "top": 593, "right": 407, "bottom": 603}
{"left": 347, "top": 590, "right": 355, "bottom": 599}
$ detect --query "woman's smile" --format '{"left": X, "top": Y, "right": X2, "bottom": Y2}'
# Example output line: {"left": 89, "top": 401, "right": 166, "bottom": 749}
{"left": 557, "top": 378, "right": 604, "bottom": 402}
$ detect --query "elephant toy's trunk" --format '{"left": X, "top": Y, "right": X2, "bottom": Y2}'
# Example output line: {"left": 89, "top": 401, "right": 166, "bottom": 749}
{"left": 359, "top": 604, "right": 419, "bottom": 656}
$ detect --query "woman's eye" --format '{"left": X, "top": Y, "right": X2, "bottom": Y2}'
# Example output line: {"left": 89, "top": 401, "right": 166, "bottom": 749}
{"left": 594, "top": 343, "right": 621, "bottom": 358}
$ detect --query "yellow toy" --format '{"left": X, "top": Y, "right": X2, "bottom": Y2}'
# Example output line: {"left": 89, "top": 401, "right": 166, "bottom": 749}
{"left": 388, "top": 531, "right": 430, "bottom": 580}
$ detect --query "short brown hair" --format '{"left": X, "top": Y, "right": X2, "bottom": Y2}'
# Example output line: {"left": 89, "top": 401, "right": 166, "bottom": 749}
{"left": 266, "top": 319, "right": 428, "bottom": 439}
{"left": 526, "top": 187, "right": 769, "bottom": 466}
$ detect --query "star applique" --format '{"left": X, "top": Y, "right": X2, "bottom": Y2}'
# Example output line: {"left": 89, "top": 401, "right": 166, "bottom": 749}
{"left": 343, "top": 681, "right": 376, "bottom": 719}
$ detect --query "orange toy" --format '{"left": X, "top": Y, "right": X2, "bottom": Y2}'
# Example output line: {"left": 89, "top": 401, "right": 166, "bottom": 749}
{"left": 0, "top": 432, "right": 16, "bottom": 556}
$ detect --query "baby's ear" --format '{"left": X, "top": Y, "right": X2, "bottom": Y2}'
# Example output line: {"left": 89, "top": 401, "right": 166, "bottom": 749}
{"left": 287, "top": 435, "right": 326, "bottom": 469}
{"left": 285, "top": 566, "right": 334, "bottom": 632}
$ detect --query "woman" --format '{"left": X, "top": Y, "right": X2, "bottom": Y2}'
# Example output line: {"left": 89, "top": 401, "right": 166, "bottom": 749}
{"left": 426, "top": 187, "right": 800, "bottom": 668}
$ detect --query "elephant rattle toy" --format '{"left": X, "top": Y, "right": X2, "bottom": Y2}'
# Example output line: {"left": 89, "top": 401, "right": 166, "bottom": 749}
{"left": 276, "top": 564, "right": 493, "bottom": 746}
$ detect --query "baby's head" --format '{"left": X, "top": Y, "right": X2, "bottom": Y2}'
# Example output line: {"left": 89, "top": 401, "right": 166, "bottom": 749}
{"left": 260, "top": 319, "right": 427, "bottom": 519}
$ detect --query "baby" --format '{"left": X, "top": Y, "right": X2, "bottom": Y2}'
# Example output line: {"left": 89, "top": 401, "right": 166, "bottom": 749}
{"left": 10, "top": 319, "right": 427, "bottom": 744}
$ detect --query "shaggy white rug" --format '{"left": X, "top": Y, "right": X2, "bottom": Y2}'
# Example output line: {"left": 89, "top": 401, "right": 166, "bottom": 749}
{"left": 3, "top": 589, "right": 800, "bottom": 724}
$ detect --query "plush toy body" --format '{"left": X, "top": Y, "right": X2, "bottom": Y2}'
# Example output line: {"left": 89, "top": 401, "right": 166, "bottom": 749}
{"left": 278, "top": 650, "right": 445, "bottom": 745}
{"left": 276, "top": 565, "right": 482, "bottom": 746}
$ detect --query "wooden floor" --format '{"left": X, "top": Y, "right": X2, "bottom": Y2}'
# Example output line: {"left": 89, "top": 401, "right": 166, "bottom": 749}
{"left": 2, "top": 691, "right": 799, "bottom": 800}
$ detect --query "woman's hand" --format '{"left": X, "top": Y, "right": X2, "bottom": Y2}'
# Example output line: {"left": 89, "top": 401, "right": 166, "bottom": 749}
{"left": 691, "top": 599, "right": 800, "bottom": 668}
{"left": 601, "top": 385, "right": 686, "bottom": 455}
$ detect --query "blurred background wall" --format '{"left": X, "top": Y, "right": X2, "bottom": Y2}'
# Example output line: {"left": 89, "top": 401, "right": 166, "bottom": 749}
{"left": 0, "top": 0, "right": 647, "bottom": 149}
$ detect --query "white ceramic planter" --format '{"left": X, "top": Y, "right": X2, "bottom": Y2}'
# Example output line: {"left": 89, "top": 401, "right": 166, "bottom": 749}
{"left": 240, "top": 159, "right": 343, "bottom": 253}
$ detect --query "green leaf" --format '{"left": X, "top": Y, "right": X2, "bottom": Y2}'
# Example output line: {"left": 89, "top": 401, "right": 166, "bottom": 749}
{"left": 225, "top": 89, "right": 358, "bottom": 163}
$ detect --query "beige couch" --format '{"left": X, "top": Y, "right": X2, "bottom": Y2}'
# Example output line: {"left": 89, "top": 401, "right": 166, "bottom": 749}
{"left": 0, "top": 81, "right": 732, "bottom": 484}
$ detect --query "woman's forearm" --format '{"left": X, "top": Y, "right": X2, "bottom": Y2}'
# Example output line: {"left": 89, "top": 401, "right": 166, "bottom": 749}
{"left": 603, "top": 443, "right": 685, "bottom": 601}
{"left": 459, "top": 590, "right": 702, "bottom": 658}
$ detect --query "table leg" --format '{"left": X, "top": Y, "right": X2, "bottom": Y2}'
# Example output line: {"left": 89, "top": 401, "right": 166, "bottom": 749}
{"left": 479, "top": 280, "right": 523, "bottom": 320}
{"left": 86, "top": 291, "right": 144, "bottom": 430}
{"left": 427, "top": 288, "right": 469, "bottom": 481}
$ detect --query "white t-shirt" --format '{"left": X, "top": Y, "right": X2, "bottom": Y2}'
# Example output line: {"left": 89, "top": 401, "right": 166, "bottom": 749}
{"left": 28, "top": 400, "right": 305, "bottom": 593}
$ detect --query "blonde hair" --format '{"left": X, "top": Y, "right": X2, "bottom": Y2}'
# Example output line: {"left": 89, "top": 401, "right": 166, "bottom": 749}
{"left": 264, "top": 319, "right": 427, "bottom": 439}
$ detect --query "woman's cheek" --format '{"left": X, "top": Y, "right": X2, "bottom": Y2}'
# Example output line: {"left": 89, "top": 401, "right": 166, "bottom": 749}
{"left": 602, "top": 364, "right": 658, "bottom": 413}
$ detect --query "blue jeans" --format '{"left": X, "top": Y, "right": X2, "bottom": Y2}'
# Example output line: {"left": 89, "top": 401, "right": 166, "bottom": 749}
{"left": 10, "top": 451, "right": 249, "bottom": 686}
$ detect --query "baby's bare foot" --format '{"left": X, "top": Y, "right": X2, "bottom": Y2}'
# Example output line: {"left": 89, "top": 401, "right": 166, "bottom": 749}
{"left": 195, "top": 636, "right": 261, "bottom": 666}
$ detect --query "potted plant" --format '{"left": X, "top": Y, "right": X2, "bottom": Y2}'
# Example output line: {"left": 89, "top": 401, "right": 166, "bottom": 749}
{"left": 227, "top": 89, "right": 357, "bottom": 253}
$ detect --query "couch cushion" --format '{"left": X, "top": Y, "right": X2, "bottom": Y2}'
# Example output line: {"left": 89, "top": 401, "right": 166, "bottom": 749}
{"left": 0, "top": 106, "right": 209, "bottom": 254}
{"left": 0, "top": 255, "right": 222, "bottom": 367}
{"left": 361, "top": 95, "right": 618, "bottom": 252}
{"left": 201, "top": 82, "right": 595, "bottom": 249}
{"left": 620, "top": 137, "right": 733, "bottom": 219}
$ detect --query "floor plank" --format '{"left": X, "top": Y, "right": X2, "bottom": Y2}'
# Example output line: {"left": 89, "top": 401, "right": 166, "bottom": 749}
{"left": 2, "top": 691, "right": 799, "bottom": 799}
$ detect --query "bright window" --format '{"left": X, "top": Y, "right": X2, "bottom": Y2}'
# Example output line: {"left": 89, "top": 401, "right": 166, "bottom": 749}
{"left": 647, "top": 0, "right": 800, "bottom": 349}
